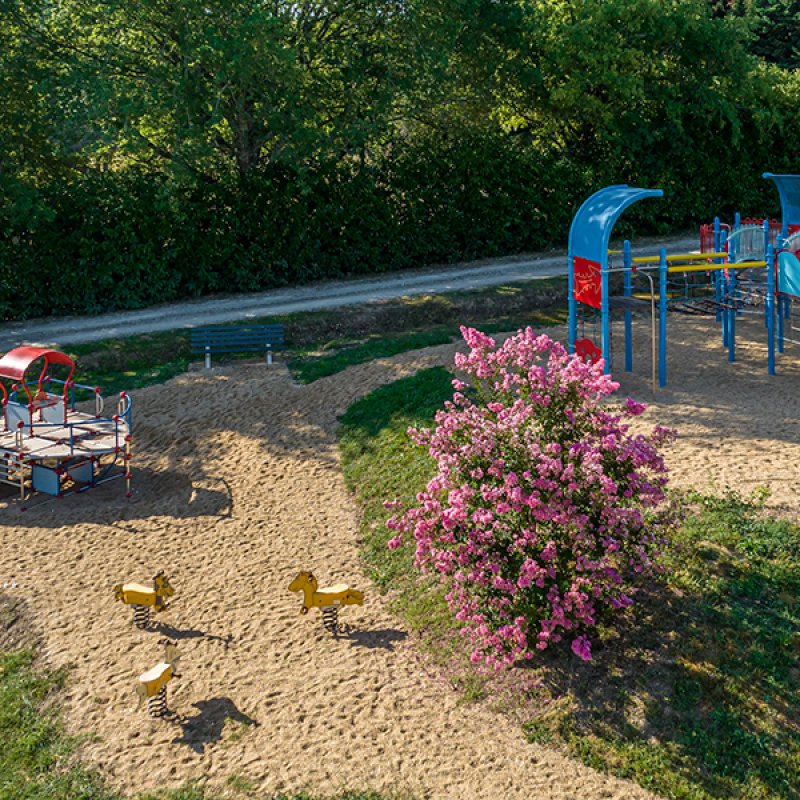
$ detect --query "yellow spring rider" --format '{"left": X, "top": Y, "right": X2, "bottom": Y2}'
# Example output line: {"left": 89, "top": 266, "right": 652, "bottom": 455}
{"left": 113, "top": 571, "right": 175, "bottom": 629}
{"left": 288, "top": 570, "right": 364, "bottom": 635}
{"left": 136, "top": 639, "right": 180, "bottom": 718}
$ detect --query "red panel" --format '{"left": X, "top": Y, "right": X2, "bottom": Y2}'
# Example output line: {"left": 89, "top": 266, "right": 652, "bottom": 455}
{"left": 699, "top": 224, "right": 716, "bottom": 253}
{"left": 574, "top": 337, "right": 602, "bottom": 364}
{"left": 573, "top": 256, "right": 602, "bottom": 309}
{"left": 0, "top": 347, "right": 75, "bottom": 381}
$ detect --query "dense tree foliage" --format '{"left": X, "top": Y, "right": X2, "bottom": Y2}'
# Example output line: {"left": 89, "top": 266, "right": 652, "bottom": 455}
{"left": 0, "top": 0, "right": 798, "bottom": 319}
{"left": 712, "top": 0, "right": 800, "bottom": 69}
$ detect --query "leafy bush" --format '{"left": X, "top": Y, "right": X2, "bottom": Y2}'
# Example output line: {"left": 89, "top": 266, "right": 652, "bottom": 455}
{"left": 386, "top": 327, "right": 676, "bottom": 667}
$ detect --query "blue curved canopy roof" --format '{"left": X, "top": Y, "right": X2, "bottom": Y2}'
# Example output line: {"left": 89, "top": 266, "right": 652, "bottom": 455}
{"left": 569, "top": 185, "right": 663, "bottom": 269}
{"left": 763, "top": 173, "right": 800, "bottom": 227}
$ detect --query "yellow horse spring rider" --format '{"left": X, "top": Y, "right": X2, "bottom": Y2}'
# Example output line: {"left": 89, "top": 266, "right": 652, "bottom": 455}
{"left": 113, "top": 571, "right": 175, "bottom": 629}
{"left": 288, "top": 570, "right": 364, "bottom": 635}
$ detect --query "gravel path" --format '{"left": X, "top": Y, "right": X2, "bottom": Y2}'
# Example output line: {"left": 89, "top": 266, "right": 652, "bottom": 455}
{"left": 0, "top": 233, "right": 697, "bottom": 350}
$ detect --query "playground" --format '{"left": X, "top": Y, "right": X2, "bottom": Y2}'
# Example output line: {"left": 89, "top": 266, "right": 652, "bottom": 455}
{"left": 1, "top": 302, "right": 799, "bottom": 798}
{"left": 0, "top": 346, "right": 132, "bottom": 505}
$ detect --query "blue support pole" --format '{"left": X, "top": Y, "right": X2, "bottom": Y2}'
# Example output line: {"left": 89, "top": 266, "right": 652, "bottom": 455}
{"left": 728, "top": 268, "right": 736, "bottom": 362}
{"left": 720, "top": 229, "right": 729, "bottom": 346}
{"left": 714, "top": 217, "right": 723, "bottom": 322}
{"left": 766, "top": 242, "right": 775, "bottom": 374}
{"left": 763, "top": 220, "right": 771, "bottom": 328}
{"left": 568, "top": 248, "right": 576, "bottom": 354}
{"left": 601, "top": 257, "right": 611, "bottom": 369}
{"left": 659, "top": 248, "right": 667, "bottom": 387}
{"left": 623, "top": 240, "right": 632, "bottom": 371}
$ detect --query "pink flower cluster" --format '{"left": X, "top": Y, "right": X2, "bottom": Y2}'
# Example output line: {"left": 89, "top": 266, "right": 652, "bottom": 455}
{"left": 386, "top": 327, "right": 675, "bottom": 668}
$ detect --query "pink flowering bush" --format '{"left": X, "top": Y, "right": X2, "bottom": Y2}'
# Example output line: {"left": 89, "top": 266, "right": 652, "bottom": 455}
{"left": 386, "top": 327, "right": 675, "bottom": 668}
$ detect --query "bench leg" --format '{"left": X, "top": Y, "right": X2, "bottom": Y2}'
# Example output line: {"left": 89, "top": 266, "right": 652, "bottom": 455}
{"left": 266, "top": 345, "right": 272, "bottom": 366}
{"left": 205, "top": 346, "right": 211, "bottom": 369}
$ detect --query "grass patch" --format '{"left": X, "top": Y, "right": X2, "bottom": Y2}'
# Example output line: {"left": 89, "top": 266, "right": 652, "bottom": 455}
{"left": 339, "top": 367, "right": 453, "bottom": 593}
{"left": 338, "top": 371, "right": 800, "bottom": 800}
{"left": 0, "top": 649, "right": 118, "bottom": 800}
{"left": 67, "top": 331, "right": 192, "bottom": 397}
{"left": 289, "top": 330, "right": 454, "bottom": 384}
{"left": 52, "top": 279, "right": 565, "bottom": 394}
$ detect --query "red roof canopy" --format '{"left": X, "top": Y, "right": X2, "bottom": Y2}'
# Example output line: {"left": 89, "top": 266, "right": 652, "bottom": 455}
{"left": 0, "top": 347, "right": 75, "bottom": 382}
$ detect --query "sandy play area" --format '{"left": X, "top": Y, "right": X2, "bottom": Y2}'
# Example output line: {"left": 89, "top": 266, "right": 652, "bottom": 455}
{"left": 2, "top": 313, "right": 799, "bottom": 800}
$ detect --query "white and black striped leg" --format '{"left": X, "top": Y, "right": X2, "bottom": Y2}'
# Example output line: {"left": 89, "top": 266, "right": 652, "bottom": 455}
{"left": 132, "top": 605, "right": 151, "bottom": 629}
{"left": 321, "top": 606, "right": 339, "bottom": 635}
{"left": 147, "top": 686, "right": 168, "bottom": 718}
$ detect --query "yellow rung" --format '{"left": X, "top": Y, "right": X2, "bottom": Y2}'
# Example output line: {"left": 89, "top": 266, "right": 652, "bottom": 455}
{"left": 632, "top": 252, "right": 727, "bottom": 264}
{"left": 667, "top": 261, "right": 767, "bottom": 274}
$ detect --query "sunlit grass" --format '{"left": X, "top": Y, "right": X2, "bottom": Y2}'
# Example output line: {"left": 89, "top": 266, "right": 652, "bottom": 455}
{"left": 338, "top": 369, "right": 800, "bottom": 800}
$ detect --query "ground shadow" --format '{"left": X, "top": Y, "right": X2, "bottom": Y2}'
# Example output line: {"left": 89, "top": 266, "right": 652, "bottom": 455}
{"left": 521, "top": 550, "right": 800, "bottom": 799}
{"left": 172, "top": 697, "right": 258, "bottom": 754}
{"left": 151, "top": 621, "right": 233, "bottom": 649}
{"left": 0, "top": 593, "right": 41, "bottom": 651}
{"left": 0, "top": 468, "right": 233, "bottom": 528}
{"left": 345, "top": 627, "right": 407, "bottom": 651}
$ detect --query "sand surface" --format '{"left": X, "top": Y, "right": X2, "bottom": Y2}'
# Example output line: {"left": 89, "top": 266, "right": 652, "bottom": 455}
{"left": 1, "top": 314, "right": 798, "bottom": 799}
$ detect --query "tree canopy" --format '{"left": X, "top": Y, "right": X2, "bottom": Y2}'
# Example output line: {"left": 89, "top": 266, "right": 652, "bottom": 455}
{"left": 1, "top": 0, "right": 798, "bottom": 319}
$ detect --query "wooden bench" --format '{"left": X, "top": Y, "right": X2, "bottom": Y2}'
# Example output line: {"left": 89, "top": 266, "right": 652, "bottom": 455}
{"left": 190, "top": 324, "right": 286, "bottom": 369}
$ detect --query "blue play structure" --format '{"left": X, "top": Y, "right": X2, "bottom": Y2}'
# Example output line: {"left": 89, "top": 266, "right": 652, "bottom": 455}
{"left": 764, "top": 173, "right": 800, "bottom": 357}
{"left": 567, "top": 174, "right": 800, "bottom": 388}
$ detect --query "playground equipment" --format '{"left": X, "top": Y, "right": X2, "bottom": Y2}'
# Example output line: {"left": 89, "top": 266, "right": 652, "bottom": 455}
{"left": 288, "top": 570, "right": 364, "bottom": 634}
{"left": 136, "top": 640, "right": 180, "bottom": 718}
{"left": 0, "top": 346, "right": 132, "bottom": 504}
{"left": 568, "top": 184, "right": 783, "bottom": 388}
{"left": 698, "top": 173, "right": 800, "bottom": 363}
{"left": 114, "top": 572, "right": 175, "bottom": 629}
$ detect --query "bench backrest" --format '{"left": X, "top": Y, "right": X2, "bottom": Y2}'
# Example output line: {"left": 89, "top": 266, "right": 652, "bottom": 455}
{"left": 190, "top": 324, "right": 285, "bottom": 353}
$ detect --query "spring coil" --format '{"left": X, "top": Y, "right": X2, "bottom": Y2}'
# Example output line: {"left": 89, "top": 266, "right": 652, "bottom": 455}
{"left": 321, "top": 606, "right": 339, "bottom": 635}
{"left": 147, "top": 686, "right": 168, "bottom": 718}
{"left": 132, "top": 605, "right": 151, "bottom": 629}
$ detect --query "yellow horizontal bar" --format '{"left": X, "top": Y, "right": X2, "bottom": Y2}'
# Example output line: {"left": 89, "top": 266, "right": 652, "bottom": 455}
{"left": 632, "top": 252, "right": 727, "bottom": 264}
{"left": 667, "top": 264, "right": 722, "bottom": 274}
{"left": 667, "top": 261, "right": 766, "bottom": 274}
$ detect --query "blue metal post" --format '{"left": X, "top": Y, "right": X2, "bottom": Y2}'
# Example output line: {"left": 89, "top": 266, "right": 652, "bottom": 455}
{"left": 568, "top": 248, "right": 576, "bottom": 353}
{"left": 714, "top": 217, "right": 723, "bottom": 323}
{"left": 659, "top": 249, "right": 667, "bottom": 387}
{"left": 728, "top": 268, "right": 736, "bottom": 362}
{"left": 766, "top": 242, "right": 775, "bottom": 374}
{"left": 601, "top": 257, "right": 611, "bottom": 368}
{"left": 719, "top": 229, "right": 729, "bottom": 345}
{"left": 623, "top": 240, "right": 632, "bottom": 371}
{"left": 764, "top": 220, "right": 771, "bottom": 328}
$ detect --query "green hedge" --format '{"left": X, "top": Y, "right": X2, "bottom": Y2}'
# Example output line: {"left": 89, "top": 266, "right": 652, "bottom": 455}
{"left": 1, "top": 125, "right": 797, "bottom": 321}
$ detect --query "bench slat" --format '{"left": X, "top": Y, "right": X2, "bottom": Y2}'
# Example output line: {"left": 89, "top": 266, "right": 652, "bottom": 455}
{"left": 192, "top": 337, "right": 284, "bottom": 346}
{"left": 190, "top": 324, "right": 286, "bottom": 363}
